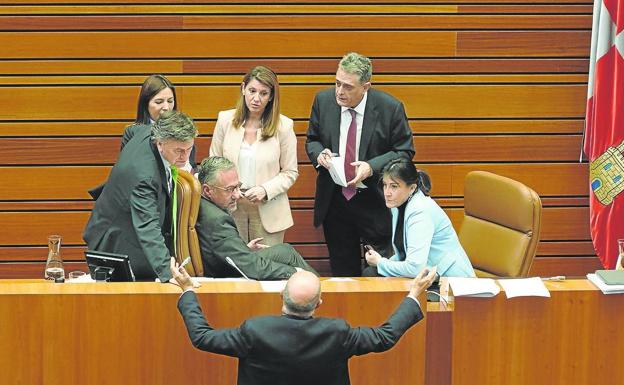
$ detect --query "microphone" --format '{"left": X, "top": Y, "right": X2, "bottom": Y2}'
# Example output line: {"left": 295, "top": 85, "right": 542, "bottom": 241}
{"left": 225, "top": 257, "right": 251, "bottom": 280}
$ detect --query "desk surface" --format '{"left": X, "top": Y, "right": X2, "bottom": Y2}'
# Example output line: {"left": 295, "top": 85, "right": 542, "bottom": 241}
{"left": 449, "top": 278, "right": 624, "bottom": 385}
{"left": 2, "top": 278, "right": 620, "bottom": 385}
{"left": 0, "top": 277, "right": 426, "bottom": 385}
{"left": 0, "top": 276, "right": 413, "bottom": 294}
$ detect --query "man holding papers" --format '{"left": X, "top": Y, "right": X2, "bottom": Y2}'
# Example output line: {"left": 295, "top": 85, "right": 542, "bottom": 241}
{"left": 196, "top": 156, "right": 316, "bottom": 280}
{"left": 305, "top": 52, "right": 414, "bottom": 276}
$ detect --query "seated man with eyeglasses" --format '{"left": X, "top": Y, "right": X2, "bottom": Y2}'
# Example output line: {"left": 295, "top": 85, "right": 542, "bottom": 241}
{"left": 197, "top": 156, "right": 317, "bottom": 280}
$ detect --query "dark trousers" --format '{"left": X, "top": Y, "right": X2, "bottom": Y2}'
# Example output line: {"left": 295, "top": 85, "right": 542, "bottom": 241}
{"left": 322, "top": 187, "right": 392, "bottom": 276}
{"left": 258, "top": 243, "right": 318, "bottom": 275}
{"left": 362, "top": 265, "right": 382, "bottom": 277}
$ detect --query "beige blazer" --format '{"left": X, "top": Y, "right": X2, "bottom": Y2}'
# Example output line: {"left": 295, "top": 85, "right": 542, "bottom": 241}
{"left": 209, "top": 109, "right": 298, "bottom": 233}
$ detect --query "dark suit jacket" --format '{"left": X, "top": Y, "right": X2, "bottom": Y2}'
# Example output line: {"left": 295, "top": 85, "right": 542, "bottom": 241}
{"left": 178, "top": 291, "right": 423, "bottom": 385}
{"left": 83, "top": 129, "right": 174, "bottom": 281}
{"left": 197, "top": 197, "right": 298, "bottom": 280}
{"left": 305, "top": 88, "right": 415, "bottom": 226}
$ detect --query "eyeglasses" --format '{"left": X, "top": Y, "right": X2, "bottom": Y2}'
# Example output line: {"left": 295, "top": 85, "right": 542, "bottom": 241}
{"left": 210, "top": 182, "right": 243, "bottom": 194}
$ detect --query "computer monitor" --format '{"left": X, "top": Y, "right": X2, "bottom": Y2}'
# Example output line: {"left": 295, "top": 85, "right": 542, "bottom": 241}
{"left": 85, "top": 250, "right": 136, "bottom": 282}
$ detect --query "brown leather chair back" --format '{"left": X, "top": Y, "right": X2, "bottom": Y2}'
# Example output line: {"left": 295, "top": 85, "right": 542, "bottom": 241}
{"left": 175, "top": 170, "right": 203, "bottom": 277}
{"left": 458, "top": 171, "right": 542, "bottom": 278}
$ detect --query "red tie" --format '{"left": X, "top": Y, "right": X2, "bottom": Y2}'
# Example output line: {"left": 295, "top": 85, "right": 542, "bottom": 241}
{"left": 342, "top": 109, "right": 357, "bottom": 200}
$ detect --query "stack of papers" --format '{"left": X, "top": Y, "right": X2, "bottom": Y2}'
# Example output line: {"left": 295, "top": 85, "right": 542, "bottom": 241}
{"left": 587, "top": 273, "right": 624, "bottom": 294}
{"left": 447, "top": 277, "right": 501, "bottom": 297}
{"left": 448, "top": 277, "right": 552, "bottom": 298}
{"left": 497, "top": 277, "right": 550, "bottom": 298}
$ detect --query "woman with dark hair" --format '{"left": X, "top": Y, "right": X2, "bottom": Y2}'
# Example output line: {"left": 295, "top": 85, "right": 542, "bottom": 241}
{"left": 364, "top": 159, "right": 475, "bottom": 277}
{"left": 121, "top": 74, "right": 195, "bottom": 172}
{"left": 135, "top": 74, "right": 177, "bottom": 125}
{"left": 209, "top": 66, "right": 298, "bottom": 245}
{"left": 88, "top": 75, "right": 195, "bottom": 200}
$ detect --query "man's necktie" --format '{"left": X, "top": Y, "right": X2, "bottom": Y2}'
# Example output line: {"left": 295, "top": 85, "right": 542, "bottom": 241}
{"left": 170, "top": 165, "right": 179, "bottom": 253}
{"left": 342, "top": 109, "right": 357, "bottom": 200}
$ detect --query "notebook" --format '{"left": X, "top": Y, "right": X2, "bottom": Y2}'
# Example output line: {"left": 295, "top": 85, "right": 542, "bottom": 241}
{"left": 595, "top": 270, "right": 624, "bottom": 285}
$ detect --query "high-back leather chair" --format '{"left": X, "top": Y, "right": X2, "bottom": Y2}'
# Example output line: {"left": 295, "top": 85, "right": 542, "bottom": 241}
{"left": 174, "top": 170, "right": 203, "bottom": 277}
{"left": 458, "top": 171, "right": 542, "bottom": 278}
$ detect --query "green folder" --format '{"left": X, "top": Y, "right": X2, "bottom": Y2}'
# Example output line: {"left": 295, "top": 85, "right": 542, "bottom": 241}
{"left": 595, "top": 270, "right": 624, "bottom": 285}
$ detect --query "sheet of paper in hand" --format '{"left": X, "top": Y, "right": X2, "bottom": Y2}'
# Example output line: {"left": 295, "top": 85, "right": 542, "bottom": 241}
{"left": 328, "top": 156, "right": 348, "bottom": 187}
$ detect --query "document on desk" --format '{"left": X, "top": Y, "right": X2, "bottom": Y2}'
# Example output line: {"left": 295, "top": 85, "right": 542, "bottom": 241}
{"left": 195, "top": 277, "right": 249, "bottom": 282}
{"left": 497, "top": 277, "right": 550, "bottom": 298}
{"left": 447, "top": 277, "right": 500, "bottom": 297}
{"left": 327, "top": 156, "right": 348, "bottom": 187}
{"left": 587, "top": 273, "right": 624, "bottom": 294}
{"left": 259, "top": 280, "right": 287, "bottom": 292}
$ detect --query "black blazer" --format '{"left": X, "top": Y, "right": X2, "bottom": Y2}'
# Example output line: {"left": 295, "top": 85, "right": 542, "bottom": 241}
{"left": 177, "top": 291, "right": 423, "bottom": 385}
{"left": 83, "top": 129, "right": 174, "bottom": 281}
{"left": 305, "top": 88, "right": 415, "bottom": 226}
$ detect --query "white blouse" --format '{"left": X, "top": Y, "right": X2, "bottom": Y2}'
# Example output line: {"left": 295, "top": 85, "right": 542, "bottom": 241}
{"left": 238, "top": 141, "right": 257, "bottom": 189}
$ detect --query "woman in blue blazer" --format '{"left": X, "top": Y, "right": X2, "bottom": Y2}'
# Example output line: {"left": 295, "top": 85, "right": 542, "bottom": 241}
{"left": 364, "top": 159, "right": 475, "bottom": 278}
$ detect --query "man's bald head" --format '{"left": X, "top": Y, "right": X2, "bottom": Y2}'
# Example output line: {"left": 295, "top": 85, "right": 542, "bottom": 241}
{"left": 282, "top": 271, "right": 322, "bottom": 317}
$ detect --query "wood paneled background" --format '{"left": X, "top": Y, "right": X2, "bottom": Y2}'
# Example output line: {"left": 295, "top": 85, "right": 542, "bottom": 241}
{"left": 0, "top": 0, "right": 599, "bottom": 278}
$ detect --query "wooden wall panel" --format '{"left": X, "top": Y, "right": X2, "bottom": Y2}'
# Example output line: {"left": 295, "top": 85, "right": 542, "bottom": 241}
{"left": 0, "top": 118, "right": 586, "bottom": 137}
{"left": 0, "top": 58, "right": 589, "bottom": 75}
{"left": 0, "top": 0, "right": 595, "bottom": 6}
{"left": 457, "top": 31, "right": 589, "bottom": 56}
{"left": 0, "top": 4, "right": 593, "bottom": 15}
{"left": 0, "top": 135, "right": 584, "bottom": 165}
{"left": 0, "top": 31, "right": 457, "bottom": 59}
{"left": 0, "top": 207, "right": 589, "bottom": 246}
{"left": 0, "top": 1, "right": 597, "bottom": 278}
{"left": 0, "top": 15, "right": 591, "bottom": 30}
{"left": 2, "top": 84, "right": 586, "bottom": 120}
{"left": 0, "top": 162, "right": 588, "bottom": 201}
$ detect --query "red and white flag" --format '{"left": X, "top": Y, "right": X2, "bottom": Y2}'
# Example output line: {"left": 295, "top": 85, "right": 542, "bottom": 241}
{"left": 583, "top": 0, "right": 624, "bottom": 268}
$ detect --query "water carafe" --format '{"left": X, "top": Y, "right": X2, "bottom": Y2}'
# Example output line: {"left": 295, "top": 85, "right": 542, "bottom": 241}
{"left": 44, "top": 235, "right": 65, "bottom": 281}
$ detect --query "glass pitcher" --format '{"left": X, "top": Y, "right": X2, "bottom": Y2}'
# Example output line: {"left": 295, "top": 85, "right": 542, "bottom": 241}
{"left": 44, "top": 235, "right": 65, "bottom": 280}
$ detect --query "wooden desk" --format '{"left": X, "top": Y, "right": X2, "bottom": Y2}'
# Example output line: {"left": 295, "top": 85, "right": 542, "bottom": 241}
{"left": 448, "top": 279, "right": 624, "bottom": 385}
{"left": 0, "top": 278, "right": 426, "bottom": 385}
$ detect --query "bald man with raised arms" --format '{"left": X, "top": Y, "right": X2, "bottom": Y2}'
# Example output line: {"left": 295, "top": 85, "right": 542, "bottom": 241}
{"left": 171, "top": 258, "right": 436, "bottom": 385}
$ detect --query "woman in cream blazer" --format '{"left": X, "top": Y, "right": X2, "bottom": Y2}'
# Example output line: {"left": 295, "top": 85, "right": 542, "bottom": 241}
{"left": 209, "top": 66, "right": 298, "bottom": 245}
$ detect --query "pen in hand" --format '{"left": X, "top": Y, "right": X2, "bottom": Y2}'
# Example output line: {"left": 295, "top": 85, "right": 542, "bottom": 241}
{"left": 317, "top": 150, "right": 339, "bottom": 169}
{"left": 179, "top": 256, "right": 191, "bottom": 271}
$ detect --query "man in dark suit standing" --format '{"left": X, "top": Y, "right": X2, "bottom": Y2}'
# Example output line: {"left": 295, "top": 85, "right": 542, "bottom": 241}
{"left": 306, "top": 52, "right": 415, "bottom": 276}
{"left": 196, "top": 156, "right": 316, "bottom": 280}
{"left": 83, "top": 111, "right": 197, "bottom": 282}
{"left": 171, "top": 258, "right": 436, "bottom": 385}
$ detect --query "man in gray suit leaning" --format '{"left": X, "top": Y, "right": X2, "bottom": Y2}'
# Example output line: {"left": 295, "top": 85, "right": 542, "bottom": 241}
{"left": 195, "top": 156, "right": 316, "bottom": 280}
{"left": 83, "top": 110, "right": 197, "bottom": 282}
{"left": 171, "top": 257, "right": 437, "bottom": 385}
